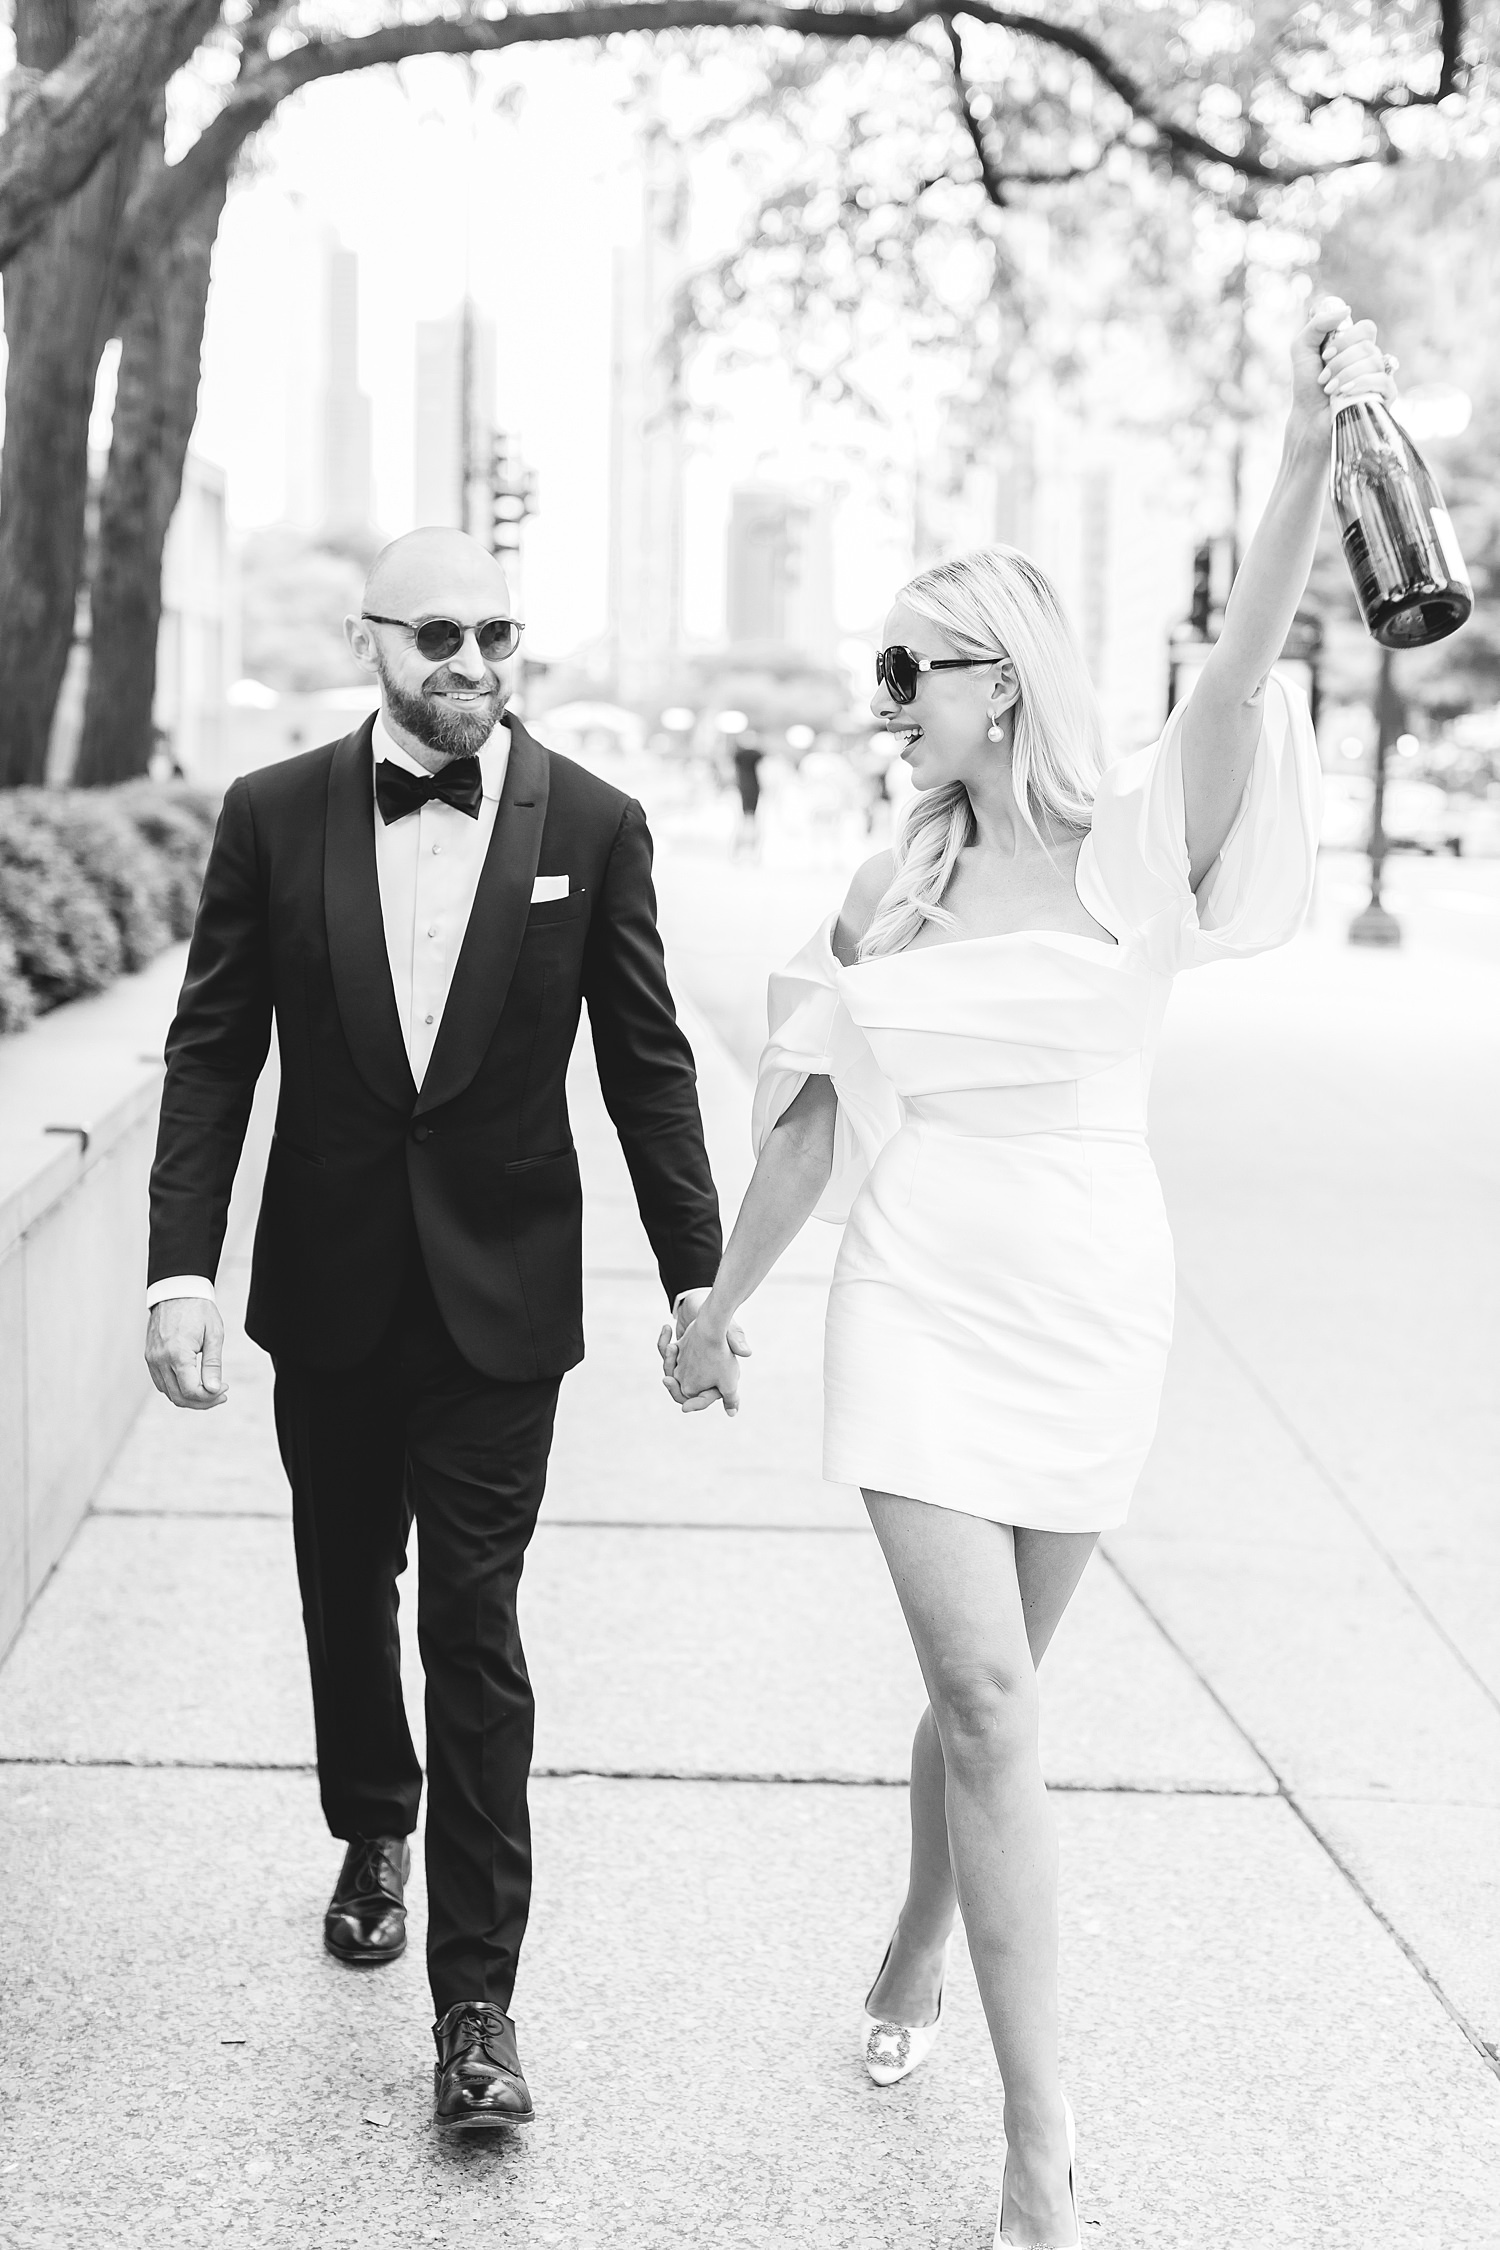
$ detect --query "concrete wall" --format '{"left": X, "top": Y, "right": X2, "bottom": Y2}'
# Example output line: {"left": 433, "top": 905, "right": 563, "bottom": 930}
{"left": 0, "top": 947, "right": 274, "bottom": 1664}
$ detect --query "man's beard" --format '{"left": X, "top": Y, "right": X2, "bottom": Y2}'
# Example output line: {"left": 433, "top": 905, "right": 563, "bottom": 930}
{"left": 376, "top": 654, "right": 506, "bottom": 760}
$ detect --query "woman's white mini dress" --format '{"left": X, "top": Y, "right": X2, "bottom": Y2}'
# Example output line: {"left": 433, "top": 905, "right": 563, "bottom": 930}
{"left": 751, "top": 680, "right": 1321, "bottom": 1533}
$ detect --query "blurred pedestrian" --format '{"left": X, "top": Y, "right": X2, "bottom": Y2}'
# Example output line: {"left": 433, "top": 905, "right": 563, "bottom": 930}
{"left": 144, "top": 528, "right": 730, "bottom": 2138}
{"left": 663, "top": 301, "right": 1394, "bottom": 2246}
{"left": 731, "top": 729, "right": 765, "bottom": 859}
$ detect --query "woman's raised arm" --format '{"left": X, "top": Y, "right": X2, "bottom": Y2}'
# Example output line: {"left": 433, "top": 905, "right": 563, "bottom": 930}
{"left": 1178, "top": 294, "right": 1394, "bottom": 888}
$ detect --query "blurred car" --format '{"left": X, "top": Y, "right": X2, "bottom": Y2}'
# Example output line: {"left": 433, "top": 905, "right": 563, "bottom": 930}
{"left": 1382, "top": 778, "right": 1466, "bottom": 854}
{"left": 1320, "top": 772, "right": 1373, "bottom": 851}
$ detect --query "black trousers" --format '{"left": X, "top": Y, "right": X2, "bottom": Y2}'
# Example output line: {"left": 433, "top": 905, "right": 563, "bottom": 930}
{"left": 272, "top": 1258, "right": 560, "bottom": 2017}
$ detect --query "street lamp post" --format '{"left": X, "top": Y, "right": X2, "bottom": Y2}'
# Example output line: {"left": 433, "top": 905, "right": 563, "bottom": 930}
{"left": 1348, "top": 645, "right": 1403, "bottom": 948}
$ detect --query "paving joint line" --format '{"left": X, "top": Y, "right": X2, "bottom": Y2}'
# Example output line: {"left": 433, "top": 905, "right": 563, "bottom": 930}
{"left": 88, "top": 1509, "right": 873, "bottom": 1532}
{"left": 0, "top": 1753, "right": 1268, "bottom": 1796}
{"left": 1100, "top": 1544, "right": 1500, "bottom": 2082}
{"left": 583, "top": 1265, "right": 823, "bottom": 1287}
{"left": 538, "top": 1769, "right": 1268, "bottom": 1795}
{"left": 93, "top": 1507, "right": 289, "bottom": 1521}
{"left": 546, "top": 1518, "right": 874, "bottom": 1534}
{"left": 1178, "top": 1272, "right": 1500, "bottom": 1724}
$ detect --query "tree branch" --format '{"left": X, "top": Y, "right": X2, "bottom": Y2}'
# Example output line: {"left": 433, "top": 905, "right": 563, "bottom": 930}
{"left": 1298, "top": 0, "right": 1466, "bottom": 120}
{"left": 941, "top": 15, "right": 1115, "bottom": 204}
{"left": 0, "top": 0, "right": 224, "bottom": 261}
{"left": 5, "top": 0, "right": 1469, "bottom": 270}
{"left": 236, "top": 0, "right": 297, "bottom": 75}
{"left": 943, "top": 16, "right": 1007, "bottom": 207}
{"left": 1438, "top": 0, "right": 1466, "bottom": 99}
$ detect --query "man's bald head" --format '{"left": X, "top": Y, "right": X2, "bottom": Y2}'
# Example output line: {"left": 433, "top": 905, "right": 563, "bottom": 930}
{"left": 347, "top": 528, "right": 520, "bottom": 769}
{"left": 363, "top": 527, "right": 513, "bottom": 622}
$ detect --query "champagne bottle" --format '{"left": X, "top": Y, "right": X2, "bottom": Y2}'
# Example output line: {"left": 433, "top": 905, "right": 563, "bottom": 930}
{"left": 1325, "top": 340, "right": 1473, "bottom": 649}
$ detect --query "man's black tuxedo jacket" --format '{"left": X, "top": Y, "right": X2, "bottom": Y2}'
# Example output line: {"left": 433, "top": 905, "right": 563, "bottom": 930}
{"left": 148, "top": 714, "right": 723, "bottom": 1380}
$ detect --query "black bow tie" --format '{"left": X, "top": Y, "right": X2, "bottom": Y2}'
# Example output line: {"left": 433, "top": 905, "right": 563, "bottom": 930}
{"left": 375, "top": 755, "right": 484, "bottom": 825}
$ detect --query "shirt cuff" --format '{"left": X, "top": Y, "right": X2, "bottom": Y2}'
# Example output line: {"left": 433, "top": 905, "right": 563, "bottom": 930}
{"left": 146, "top": 1276, "right": 217, "bottom": 1310}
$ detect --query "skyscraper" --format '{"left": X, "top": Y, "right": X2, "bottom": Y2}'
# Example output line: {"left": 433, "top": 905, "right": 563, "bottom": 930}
{"left": 414, "top": 307, "right": 497, "bottom": 533}
{"left": 606, "top": 137, "right": 689, "bottom": 705}
{"left": 282, "top": 227, "right": 375, "bottom": 540}
{"left": 990, "top": 402, "right": 1185, "bottom": 750}
{"left": 320, "top": 247, "right": 373, "bottom": 539}
{"left": 725, "top": 485, "right": 838, "bottom": 660}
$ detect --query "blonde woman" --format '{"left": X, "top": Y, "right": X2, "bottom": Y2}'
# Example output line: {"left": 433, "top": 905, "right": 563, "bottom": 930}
{"left": 662, "top": 299, "right": 1393, "bottom": 2245}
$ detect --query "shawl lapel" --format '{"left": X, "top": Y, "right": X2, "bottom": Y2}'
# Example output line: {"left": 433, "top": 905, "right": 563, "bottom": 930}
{"left": 413, "top": 716, "right": 551, "bottom": 1118}
{"left": 323, "top": 718, "right": 417, "bottom": 1114}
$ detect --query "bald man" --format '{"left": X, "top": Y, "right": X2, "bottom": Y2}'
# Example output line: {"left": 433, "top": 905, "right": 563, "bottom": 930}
{"left": 145, "top": 530, "right": 723, "bottom": 2130}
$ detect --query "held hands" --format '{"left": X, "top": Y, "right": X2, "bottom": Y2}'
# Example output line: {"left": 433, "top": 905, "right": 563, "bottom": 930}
{"left": 145, "top": 1297, "right": 228, "bottom": 1411}
{"left": 657, "top": 1287, "right": 752, "bottom": 1416}
{"left": 1291, "top": 295, "right": 1397, "bottom": 435}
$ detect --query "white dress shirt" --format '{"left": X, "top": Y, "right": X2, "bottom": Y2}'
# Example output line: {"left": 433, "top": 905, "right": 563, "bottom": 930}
{"left": 371, "top": 711, "right": 510, "bottom": 1087}
{"left": 147, "top": 712, "right": 510, "bottom": 1310}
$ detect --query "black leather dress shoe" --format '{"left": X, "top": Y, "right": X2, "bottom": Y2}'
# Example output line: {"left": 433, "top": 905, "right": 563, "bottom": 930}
{"left": 432, "top": 2001, "right": 534, "bottom": 2131}
{"left": 323, "top": 1835, "right": 411, "bottom": 1965}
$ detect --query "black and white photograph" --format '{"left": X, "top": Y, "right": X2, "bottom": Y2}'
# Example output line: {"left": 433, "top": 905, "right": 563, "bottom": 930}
{"left": 0, "top": 0, "right": 1497, "bottom": 2241}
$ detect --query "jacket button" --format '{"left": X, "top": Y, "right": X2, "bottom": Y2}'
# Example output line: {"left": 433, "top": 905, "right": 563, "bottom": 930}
{"left": 411, "top": 1124, "right": 432, "bottom": 1143}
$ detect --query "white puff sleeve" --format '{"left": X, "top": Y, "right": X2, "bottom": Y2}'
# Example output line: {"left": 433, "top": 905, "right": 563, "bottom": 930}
{"left": 1077, "top": 672, "right": 1322, "bottom": 975}
{"left": 751, "top": 914, "right": 903, "bottom": 1223}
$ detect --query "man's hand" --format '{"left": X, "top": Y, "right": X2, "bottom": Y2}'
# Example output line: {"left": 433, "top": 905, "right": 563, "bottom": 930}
{"left": 657, "top": 1288, "right": 751, "bottom": 1415}
{"left": 146, "top": 1297, "right": 229, "bottom": 1411}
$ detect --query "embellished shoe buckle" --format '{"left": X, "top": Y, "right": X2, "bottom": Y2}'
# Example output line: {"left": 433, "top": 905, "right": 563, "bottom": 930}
{"left": 866, "top": 2020, "right": 912, "bottom": 2071}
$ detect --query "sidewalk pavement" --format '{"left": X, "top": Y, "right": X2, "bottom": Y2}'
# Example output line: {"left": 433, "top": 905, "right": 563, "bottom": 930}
{"left": 2, "top": 818, "right": 1498, "bottom": 2249}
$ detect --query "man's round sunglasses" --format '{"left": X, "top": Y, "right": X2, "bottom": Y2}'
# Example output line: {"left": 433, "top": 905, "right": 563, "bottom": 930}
{"left": 362, "top": 613, "right": 524, "bottom": 664}
{"left": 877, "top": 644, "right": 1002, "bottom": 706}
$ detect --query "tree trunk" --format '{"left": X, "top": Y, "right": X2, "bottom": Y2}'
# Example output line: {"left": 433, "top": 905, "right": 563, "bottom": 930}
{"left": 74, "top": 180, "right": 225, "bottom": 786}
{"left": 0, "top": 0, "right": 143, "bottom": 788}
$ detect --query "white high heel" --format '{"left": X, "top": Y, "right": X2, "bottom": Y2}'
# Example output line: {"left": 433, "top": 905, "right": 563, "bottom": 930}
{"left": 859, "top": 1931, "right": 947, "bottom": 2087}
{"left": 994, "top": 2096, "right": 1079, "bottom": 2249}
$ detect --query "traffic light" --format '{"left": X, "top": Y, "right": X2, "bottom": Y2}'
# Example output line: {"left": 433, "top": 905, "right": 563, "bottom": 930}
{"left": 1190, "top": 543, "right": 1213, "bottom": 639}
{"left": 489, "top": 435, "right": 536, "bottom": 559}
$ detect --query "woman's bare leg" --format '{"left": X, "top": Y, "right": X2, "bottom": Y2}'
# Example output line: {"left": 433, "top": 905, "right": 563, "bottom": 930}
{"left": 863, "top": 1496, "right": 1093, "bottom": 2243}
{"left": 864, "top": 1703, "right": 953, "bottom": 2024}
{"left": 866, "top": 1522, "right": 1097, "bottom": 2027}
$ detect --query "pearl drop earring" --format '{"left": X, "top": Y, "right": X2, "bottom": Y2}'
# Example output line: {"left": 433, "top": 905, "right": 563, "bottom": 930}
{"left": 987, "top": 713, "right": 1005, "bottom": 742}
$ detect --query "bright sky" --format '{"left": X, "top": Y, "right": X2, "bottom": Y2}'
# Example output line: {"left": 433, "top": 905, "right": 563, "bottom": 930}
{"left": 105, "top": 33, "right": 1313, "bottom": 736}
{"left": 193, "top": 50, "right": 913, "bottom": 662}
{"left": 198, "top": 55, "right": 626, "bottom": 647}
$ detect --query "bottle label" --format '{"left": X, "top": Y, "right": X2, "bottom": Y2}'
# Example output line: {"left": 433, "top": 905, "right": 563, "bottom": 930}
{"left": 1429, "top": 507, "right": 1471, "bottom": 591}
{"left": 1341, "top": 522, "right": 1380, "bottom": 623}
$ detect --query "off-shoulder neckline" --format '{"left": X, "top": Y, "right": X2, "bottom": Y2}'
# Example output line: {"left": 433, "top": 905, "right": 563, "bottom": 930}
{"left": 840, "top": 927, "right": 1121, "bottom": 967}
{"left": 827, "top": 834, "right": 1121, "bottom": 965}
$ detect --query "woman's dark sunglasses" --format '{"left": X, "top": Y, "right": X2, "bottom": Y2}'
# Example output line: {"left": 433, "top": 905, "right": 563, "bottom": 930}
{"left": 876, "top": 644, "right": 999, "bottom": 706}
{"left": 362, "top": 613, "right": 524, "bottom": 664}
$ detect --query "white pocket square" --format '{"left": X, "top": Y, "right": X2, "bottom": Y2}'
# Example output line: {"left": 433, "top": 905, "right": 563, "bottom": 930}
{"left": 531, "top": 875, "right": 569, "bottom": 903}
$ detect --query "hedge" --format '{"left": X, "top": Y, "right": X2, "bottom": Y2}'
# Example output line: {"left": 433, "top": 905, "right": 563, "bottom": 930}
{"left": 0, "top": 782, "right": 220, "bottom": 1035}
